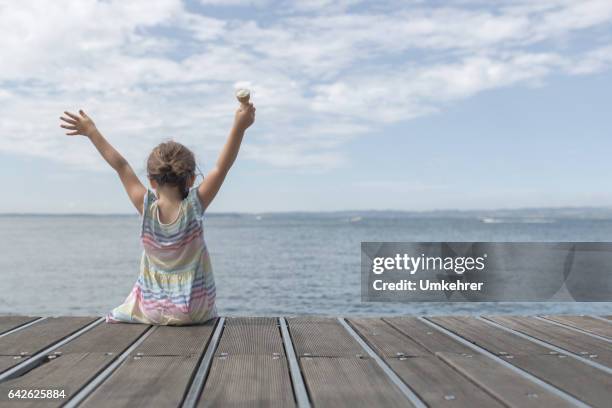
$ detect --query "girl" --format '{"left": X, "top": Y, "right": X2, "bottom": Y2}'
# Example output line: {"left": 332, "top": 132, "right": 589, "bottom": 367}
{"left": 59, "top": 101, "right": 256, "bottom": 325}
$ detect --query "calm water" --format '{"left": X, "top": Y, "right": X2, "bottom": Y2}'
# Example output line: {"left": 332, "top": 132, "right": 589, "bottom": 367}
{"left": 1, "top": 214, "right": 611, "bottom": 316}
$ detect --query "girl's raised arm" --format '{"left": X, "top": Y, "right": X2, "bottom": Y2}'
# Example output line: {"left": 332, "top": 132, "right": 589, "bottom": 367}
{"left": 60, "top": 110, "right": 147, "bottom": 214}
{"left": 197, "top": 102, "right": 255, "bottom": 210}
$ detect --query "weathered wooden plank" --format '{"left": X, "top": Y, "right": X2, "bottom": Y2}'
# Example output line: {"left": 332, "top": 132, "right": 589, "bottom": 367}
{"left": 80, "top": 355, "right": 200, "bottom": 408}
{"left": 198, "top": 317, "right": 294, "bottom": 406}
{"left": 0, "top": 317, "right": 96, "bottom": 356}
{"left": 223, "top": 317, "right": 277, "bottom": 326}
{"left": 485, "top": 315, "right": 612, "bottom": 367}
{"left": 287, "top": 317, "right": 364, "bottom": 357}
{"left": 80, "top": 322, "right": 217, "bottom": 407}
{"left": 0, "top": 356, "right": 22, "bottom": 372}
{"left": 543, "top": 315, "right": 612, "bottom": 339}
{"left": 508, "top": 354, "right": 612, "bottom": 408}
{"left": 0, "top": 317, "right": 97, "bottom": 375}
{"left": 348, "top": 318, "right": 429, "bottom": 357}
{"left": 437, "top": 352, "right": 575, "bottom": 408}
{"left": 301, "top": 357, "right": 410, "bottom": 407}
{"left": 198, "top": 355, "right": 294, "bottom": 407}
{"left": 0, "top": 323, "right": 150, "bottom": 407}
{"left": 57, "top": 323, "right": 149, "bottom": 354}
{"left": 0, "top": 316, "right": 39, "bottom": 335}
{"left": 0, "top": 353, "right": 114, "bottom": 408}
{"left": 388, "top": 356, "right": 502, "bottom": 407}
{"left": 383, "top": 317, "right": 474, "bottom": 355}
{"left": 133, "top": 320, "right": 217, "bottom": 356}
{"left": 215, "top": 317, "right": 284, "bottom": 356}
{"left": 429, "top": 316, "right": 612, "bottom": 408}
{"left": 427, "top": 316, "right": 544, "bottom": 356}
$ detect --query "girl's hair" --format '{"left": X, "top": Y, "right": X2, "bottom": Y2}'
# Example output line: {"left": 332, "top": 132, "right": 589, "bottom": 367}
{"left": 147, "top": 141, "right": 195, "bottom": 199}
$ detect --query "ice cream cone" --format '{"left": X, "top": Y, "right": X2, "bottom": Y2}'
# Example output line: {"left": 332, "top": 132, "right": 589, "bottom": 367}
{"left": 235, "top": 88, "right": 250, "bottom": 105}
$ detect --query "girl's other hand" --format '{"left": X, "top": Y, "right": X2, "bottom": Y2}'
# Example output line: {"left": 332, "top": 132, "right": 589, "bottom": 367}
{"left": 234, "top": 102, "right": 256, "bottom": 132}
{"left": 60, "top": 110, "right": 97, "bottom": 137}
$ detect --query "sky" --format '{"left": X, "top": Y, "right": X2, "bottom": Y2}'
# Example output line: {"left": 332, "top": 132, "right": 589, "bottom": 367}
{"left": 1, "top": 0, "right": 612, "bottom": 213}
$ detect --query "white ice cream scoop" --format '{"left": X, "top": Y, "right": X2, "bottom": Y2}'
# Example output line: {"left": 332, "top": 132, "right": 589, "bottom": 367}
{"left": 235, "top": 88, "right": 250, "bottom": 105}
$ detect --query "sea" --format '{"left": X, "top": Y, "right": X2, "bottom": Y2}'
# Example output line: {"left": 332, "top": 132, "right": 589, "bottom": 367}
{"left": 1, "top": 212, "right": 611, "bottom": 317}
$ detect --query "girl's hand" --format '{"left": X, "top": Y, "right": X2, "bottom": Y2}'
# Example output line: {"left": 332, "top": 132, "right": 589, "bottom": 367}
{"left": 233, "top": 102, "right": 256, "bottom": 132}
{"left": 60, "top": 110, "right": 97, "bottom": 137}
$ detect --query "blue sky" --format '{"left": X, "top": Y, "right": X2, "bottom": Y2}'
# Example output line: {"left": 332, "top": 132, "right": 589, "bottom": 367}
{"left": 1, "top": 0, "right": 612, "bottom": 213}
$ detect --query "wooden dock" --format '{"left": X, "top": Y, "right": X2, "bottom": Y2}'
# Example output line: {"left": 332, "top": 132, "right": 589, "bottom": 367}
{"left": 0, "top": 315, "right": 611, "bottom": 407}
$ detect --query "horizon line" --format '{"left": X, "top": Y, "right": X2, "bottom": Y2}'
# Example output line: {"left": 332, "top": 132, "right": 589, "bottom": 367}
{"left": 2, "top": 205, "right": 612, "bottom": 217}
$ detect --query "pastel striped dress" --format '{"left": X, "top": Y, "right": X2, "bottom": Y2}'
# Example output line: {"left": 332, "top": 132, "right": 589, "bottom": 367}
{"left": 106, "top": 187, "right": 217, "bottom": 325}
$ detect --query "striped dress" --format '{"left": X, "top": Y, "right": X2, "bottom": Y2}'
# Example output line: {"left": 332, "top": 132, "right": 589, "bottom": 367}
{"left": 106, "top": 187, "right": 217, "bottom": 325}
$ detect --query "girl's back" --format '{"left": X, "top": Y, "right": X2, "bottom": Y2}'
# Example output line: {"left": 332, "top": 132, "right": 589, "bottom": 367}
{"left": 107, "top": 188, "right": 217, "bottom": 325}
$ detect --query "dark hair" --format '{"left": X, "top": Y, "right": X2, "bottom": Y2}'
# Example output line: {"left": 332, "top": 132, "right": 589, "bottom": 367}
{"left": 147, "top": 141, "right": 195, "bottom": 199}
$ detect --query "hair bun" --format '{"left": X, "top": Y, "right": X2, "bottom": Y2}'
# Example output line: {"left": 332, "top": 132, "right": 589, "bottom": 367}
{"left": 159, "top": 163, "right": 173, "bottom": 174}
{"left": 147, "top": 140, "right": 197, "bottom": 199}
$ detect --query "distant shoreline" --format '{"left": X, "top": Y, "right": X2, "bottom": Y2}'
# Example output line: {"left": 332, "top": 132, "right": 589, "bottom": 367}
{"left": 2, "top": 206, "right": 612, "bottom": 220}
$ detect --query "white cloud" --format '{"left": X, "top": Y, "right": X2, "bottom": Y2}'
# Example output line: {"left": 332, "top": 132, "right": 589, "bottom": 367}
{"left": 565, "top": 45, "right": 612, "bottom": 75}
{"left": 199, "top": 0, "right": 270, "bottom": 6}
{"left": 0, "top": 0, "right": 611, "bottom": 172}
